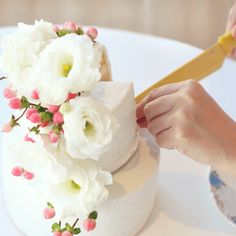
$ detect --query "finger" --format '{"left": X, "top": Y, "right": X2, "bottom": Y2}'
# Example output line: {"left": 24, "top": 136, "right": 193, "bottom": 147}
{"left": 148, "top": 111, "right": 172, "bottom": 137}
{"left": 230, "top": 48, "right": 236, "bottom": 59}
{"left": 226, "top": 4, "right": 236, "bottom": 31}
{"left": 226, "top": 21, "right": 235, "bottom": 32}
{"left": 144, "top": 93, "right": 175, "bottom": 122}
{"left": 155, "top": 127, "right": 175, "bottom": 149}
{"left": 232, "top": 25, "right": 236, "bottom": 38}
{"left": 226, "top": 25, "right": 236, "bottom": 58}
{"left": 136, "top": 82, "right": 183, "bottom": 121}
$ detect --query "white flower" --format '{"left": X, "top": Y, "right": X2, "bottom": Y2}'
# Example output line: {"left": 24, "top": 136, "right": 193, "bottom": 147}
{"left": 0, "top": 20, "right": 57, "bottom": 96}
{"left": 31, "top": 34, "right": 102, "bottom": 105}
{"left": 63, "top": 97, "right": 119, "bottom": 161}
{"left": 46, "top": 142, "right": 112, "bottom": 217}
{"left": 10, "top": 139, "right": 67, "bottom": 186}
{"left": 10, "top": 137, "right": 112, "bottom": 217}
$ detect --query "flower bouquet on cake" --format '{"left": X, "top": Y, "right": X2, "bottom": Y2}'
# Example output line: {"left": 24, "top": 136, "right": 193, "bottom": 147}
{"left": 0, "top": 20, "right": 159, "bottom": 236}
{"left": 0, "top": 20, "right": 117, "bottom": 235}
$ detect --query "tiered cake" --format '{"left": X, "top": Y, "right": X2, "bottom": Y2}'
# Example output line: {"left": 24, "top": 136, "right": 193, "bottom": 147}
{"left": 0, "top": 20, "right": 159, "bottom": 236}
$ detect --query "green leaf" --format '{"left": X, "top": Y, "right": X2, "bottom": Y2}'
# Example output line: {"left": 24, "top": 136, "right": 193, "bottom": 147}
{"left": 76, "top": 28, "right": 84, "bottom": 35}
{"left": 47, "top": 202, "right": 54, "bottom": 209}
{"left": 35, "top": 104, "right": 46, "bottom": 113}
{"left": 52, "top": 223, "right": 60, "bottom": 232}
{"left": 52, "top": 124, "right": 62, "bottom": 135}
{"left": 89, "top": 211, "right": 98, "bottom": 220}
{"left": 73, "top": 228, "right": 81, "bottom": 234}
{"left": 29, "top": 125, "right": 40, "bottom": 134}
{"left": 57, "top": 29, "right": 72, "bottom": 37}
{"left": 40, "top": 112, "right": 53, "bottom": 122}
{"left": 21, "top": 96, "right": 30, "bottom": 108}
{"left": 65, "top": 223, "right": 73, "bottom": 232}
{"left": 9, "top": 115, "right": 20, "bottom": 128}
{"left": 10, "top": 115, "right": 16, "bottom": 126}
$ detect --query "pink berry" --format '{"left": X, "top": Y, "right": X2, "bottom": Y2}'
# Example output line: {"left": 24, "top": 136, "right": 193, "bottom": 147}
{"left": 26, "top": 108, "right": 38, "bottom": 120}
{"left": 61, "top": 231, "right": 73, "bottom": 236}
{"left": 47, "top": 105, "right": 60, "bottom": 113}
{"left": 86, "top": 27, "right": 98, "bottom": 40}
{"left": 67, "top": 92, "right": 77, "bottom": 100}
{"left": 29, "top": 112, "right": 41, "bottom": 123}
{"left": 43, "top": 207, "right": 56, "bottom": 219}
{"left": 40, "top": 121, "right": 49, "bottom": 127}
{"left": 31, "top": 89, "right": 39, "bottom": 100}
{"left": 53, "top": 112, "right": 64, "bottom": 124}
{"left": 2, "top": 122, "right": 12, "bottom": 132}
{"left": 11, "top": 166, "right": 23, "bottom": 177}
{"left": 54, "top": 232, "right": 62, "bottom": 236}
{"left": 48, "top": 131, "right": 60, "bottom": 143}
{"left": 8, "top": 97, "right": 22, "bottom": 109}
{"left": 63, "top": 21, "right": 78, "bottom": 31}
{"left": 23, "top": 171, "right": 34, "bottom": 180}
{"left": 53, "top": 25, "right": 60, "bottom": 32}
{"left": 24, "top": 134, "right": 35, "bottom": 143}
{"left": 83, "top": 218, "right": 96, "bottom": 232}
{"left": 3, "top": 87, "right": 17, "bottom": 99}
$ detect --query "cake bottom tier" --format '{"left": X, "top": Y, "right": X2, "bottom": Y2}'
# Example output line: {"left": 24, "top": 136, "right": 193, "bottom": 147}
{"left": 2, "top": 129, "right": 159, "bottom": 236}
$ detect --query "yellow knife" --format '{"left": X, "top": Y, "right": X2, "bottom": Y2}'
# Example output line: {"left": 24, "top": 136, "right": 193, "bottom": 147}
{"left": 135, "top": 32, "right": 236, "bottom": 104}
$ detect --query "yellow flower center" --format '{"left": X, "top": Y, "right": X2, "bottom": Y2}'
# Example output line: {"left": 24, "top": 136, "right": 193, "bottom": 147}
{"left": 62, "top": 63, "right": 72, "bottom": 77}
{"left": 63, "top": 180, "right": 81, "bottom": 193}
{"left": 84, "top": 120, "right": 95, "bottom": 137}
{"left": 70, "top": 180, "right": 81, "bottom": 191}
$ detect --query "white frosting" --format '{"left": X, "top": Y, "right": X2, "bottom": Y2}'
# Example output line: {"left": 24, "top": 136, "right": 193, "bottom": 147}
{"left": 2, "top": 129, "right": 159, "bottom": 236}
{"left": 89, "top": 81, "right": 138, "bottom": 172}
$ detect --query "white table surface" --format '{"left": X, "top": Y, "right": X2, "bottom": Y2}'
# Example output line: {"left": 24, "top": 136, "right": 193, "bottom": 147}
{"left": 0, "top": 27, "right": 236, "bottom": 236}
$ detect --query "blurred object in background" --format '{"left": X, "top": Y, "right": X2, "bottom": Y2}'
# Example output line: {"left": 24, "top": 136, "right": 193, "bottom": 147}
{"left": 0, "top": 0, "right": 234, "bottom": 48}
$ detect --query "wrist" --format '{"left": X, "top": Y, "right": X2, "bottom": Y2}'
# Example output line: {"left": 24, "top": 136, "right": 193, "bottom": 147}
{"left": 219, "top": 123, "right": 236, "bottom": 176}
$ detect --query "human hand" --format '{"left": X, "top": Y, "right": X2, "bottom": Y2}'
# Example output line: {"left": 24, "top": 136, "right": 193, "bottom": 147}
{"left": 226, "top": 1, "right": 236, "bottom": 59}
{"left": 136, "top": 80, "right": 236, "bottom": 174}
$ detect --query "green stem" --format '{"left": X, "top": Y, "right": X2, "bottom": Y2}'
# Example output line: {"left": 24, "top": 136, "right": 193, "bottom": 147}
{"left": 72, "top": 218, "right": 79, "bottom": 229}
{"left": 15, "top": 107, "right": 28, "bottom": 122}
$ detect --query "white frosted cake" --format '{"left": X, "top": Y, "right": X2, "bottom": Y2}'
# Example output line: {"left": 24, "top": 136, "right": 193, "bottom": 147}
{"left": 0, "top": 20, "right": 159, "bottom": 236}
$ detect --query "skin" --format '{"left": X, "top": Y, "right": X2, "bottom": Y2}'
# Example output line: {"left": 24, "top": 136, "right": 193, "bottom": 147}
{"left": 136, "top": 2, "right": 236, "bottom": 176}
{"left": 227, "top": 1, "right": 236, "bottom": 59}
{"left": 136, "top": 79, "right": 236, "bottom": 176}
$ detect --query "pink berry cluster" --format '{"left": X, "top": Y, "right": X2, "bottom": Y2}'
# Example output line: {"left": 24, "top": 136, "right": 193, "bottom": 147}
{"left": 52, "top": 219, "right": 81, "bottom": 236}
{"left": 53, "top": 21, "right": 98, "bottom": 41}
{"left": 50, "top": 211, "right": 97, "bottom": 235}
{"left": 11, "top": 166, "right": 34, "bottom": 180}
{"left": 2, "top": 88, "right": 80, "bottom": 143}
